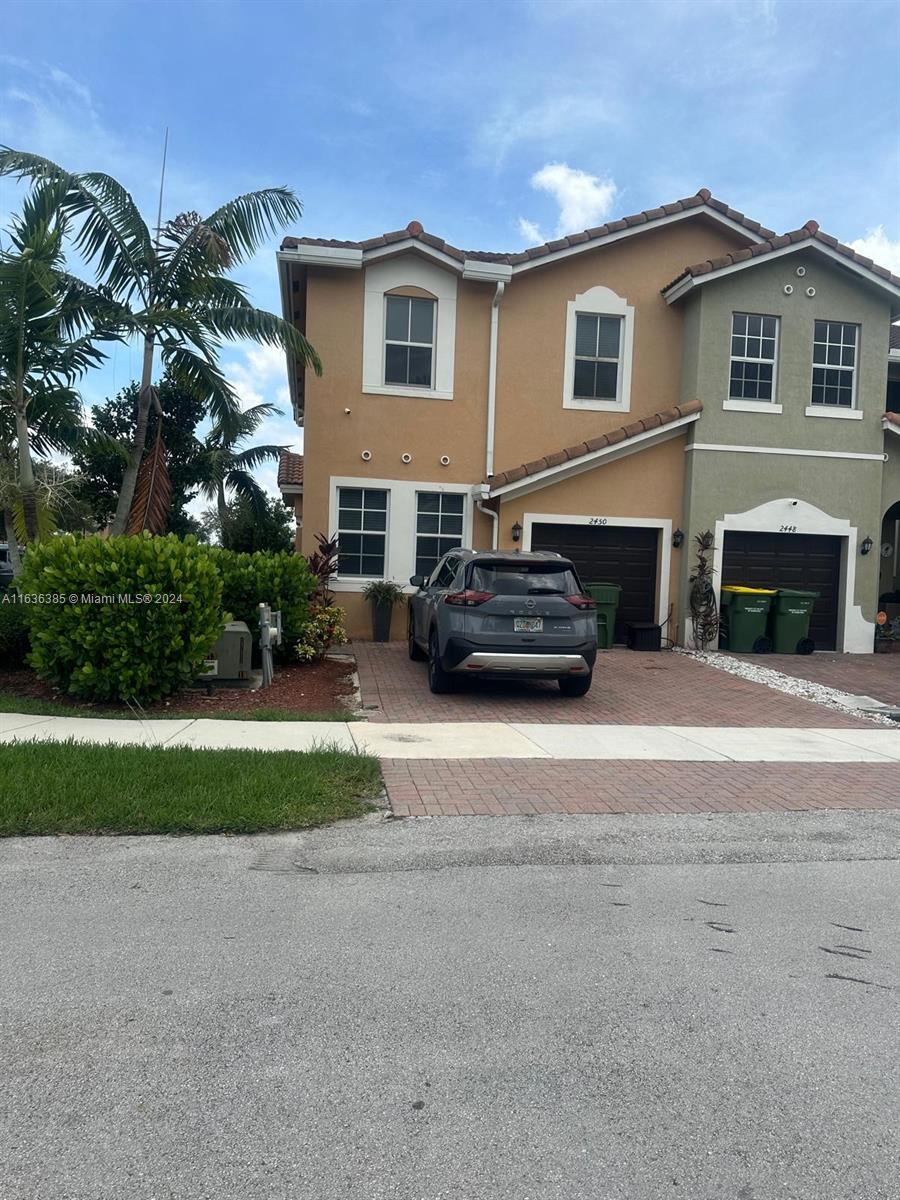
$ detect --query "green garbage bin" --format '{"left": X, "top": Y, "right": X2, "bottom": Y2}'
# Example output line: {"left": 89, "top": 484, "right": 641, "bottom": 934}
{"left": 719, "top": 586, "right": 776, "bottom": 652}
{"left": 585, "top": 582, "right": 622, "bottom": 650}
{"left": 769, "top": 589, "right": 819, "bottom": 654}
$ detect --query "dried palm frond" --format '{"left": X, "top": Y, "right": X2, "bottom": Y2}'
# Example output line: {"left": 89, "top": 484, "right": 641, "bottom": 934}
{"left": 126, "top": 426, "right": 171, "bottom": 535}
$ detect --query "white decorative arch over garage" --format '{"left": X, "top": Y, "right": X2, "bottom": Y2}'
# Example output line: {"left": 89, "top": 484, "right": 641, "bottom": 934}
{"left": 712, "top": 497, "right": 872, "bottom": 654}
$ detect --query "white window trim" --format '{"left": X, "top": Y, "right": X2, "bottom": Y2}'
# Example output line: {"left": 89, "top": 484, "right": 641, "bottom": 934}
{"left": 805, "top": 406, "right": 864, "bottom": 420}
{"left": 521, "top": 513, "right": 672, "bottom": 626}
{"left": 329, "top": 475, "right": 472, "bottom": 591}
{"left": 362, "top": 257, "right": 456, "bottom": 401}
{"left": 727, "top": 312, "right": 780, "bottom": 407}
{"left": 562, "top": 285, "right": 634, "bottom": 413}
{"left": 809, "top": 320, "right": 859, "bottom": 414}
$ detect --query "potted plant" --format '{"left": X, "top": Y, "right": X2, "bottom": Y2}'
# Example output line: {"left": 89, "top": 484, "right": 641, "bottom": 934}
{"left": 362, "top": 579, "right": 406, "bottom": 642}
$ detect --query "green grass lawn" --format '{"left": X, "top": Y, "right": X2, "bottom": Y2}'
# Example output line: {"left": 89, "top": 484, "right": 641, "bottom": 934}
{"left": 0, "top": 742, "right": 383, "bottom": 836}
{"left": 0, "top": 694, "right": 360, "bottom": 722}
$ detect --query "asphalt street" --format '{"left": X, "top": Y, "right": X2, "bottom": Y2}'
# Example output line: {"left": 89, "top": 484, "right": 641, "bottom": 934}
{"left": 2, "top": 811, "right": 899, "bottom": 1200}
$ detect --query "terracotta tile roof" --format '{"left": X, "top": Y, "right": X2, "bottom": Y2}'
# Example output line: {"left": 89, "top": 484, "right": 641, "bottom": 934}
{"left": 281, "top": 189, "right": 775, "bottom": 264}
{"left": 277, "top": 450, "right": 304, "bottom": 487}
{"left": 488, "top": 400, "right": 703, "bottom": 490}
{"left": 663, "top": 221, "right": 900, "bottom": 294}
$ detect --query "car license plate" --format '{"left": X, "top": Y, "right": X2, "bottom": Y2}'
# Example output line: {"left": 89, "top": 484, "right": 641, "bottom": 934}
{"left": 514, "top": 617, "right": 543, "bottom": 632}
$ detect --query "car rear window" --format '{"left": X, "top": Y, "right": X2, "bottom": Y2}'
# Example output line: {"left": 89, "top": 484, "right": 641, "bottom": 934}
{"left": 467, "top": 562, "right": 581, "bottom": 596}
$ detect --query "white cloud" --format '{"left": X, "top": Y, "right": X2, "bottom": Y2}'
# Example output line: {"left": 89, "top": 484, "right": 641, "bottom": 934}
{"left": 849, "top": 226, "right": 900, "bottom": 275}
{"left": 476, "top": 95, "right": 620, "bottom": 166}
{"left": 520, "top": 163, "right": 618, "bottom": 240}
{"left": 517, "top": 216, "right": 543, "bottom": 245}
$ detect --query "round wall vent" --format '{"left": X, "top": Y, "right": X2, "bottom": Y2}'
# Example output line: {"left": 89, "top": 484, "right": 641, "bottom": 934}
{"left": 796, "top": 266, "right": 807, "bottom": 277}
{"left": 806, "top": 286, "right": 816, "bottom": 297}
{"left": 361, "top": 449, "right": 372, "bottom": 461}
{"left": 440, "top": 455, "right": 451, "bottom": 466}
{"left": 401, "top": 453, "right": 412, "bottom": 464}
{"left": 783, "top": 284, "right": 794, "bottom": 295}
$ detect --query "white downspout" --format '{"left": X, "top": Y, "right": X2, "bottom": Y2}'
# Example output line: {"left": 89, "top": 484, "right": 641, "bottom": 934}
{"left": 485, "top": 281, "right": 505, "bottom": 480}
{"left": 476, "top": 497, "right": 499, "bottom": 550}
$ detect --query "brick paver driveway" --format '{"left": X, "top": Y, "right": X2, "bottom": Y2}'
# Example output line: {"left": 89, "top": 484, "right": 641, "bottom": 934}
{"left": 732, "top": 651, "right": 900, "bottom": 710}
{"left": 354, "top": 642, "right": 873, "bottom": 728}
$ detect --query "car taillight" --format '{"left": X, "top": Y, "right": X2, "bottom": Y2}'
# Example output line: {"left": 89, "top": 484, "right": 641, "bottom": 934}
{"left": 444, "top": 589, "right": 494, "bottom": 607}
{"left": 565, "top": 594, "right": 596, "bottom": 611}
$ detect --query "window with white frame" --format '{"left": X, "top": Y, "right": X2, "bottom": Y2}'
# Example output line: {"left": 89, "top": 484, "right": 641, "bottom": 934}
{"left": 811, "top": 321, "right": 857, "bottom": 408}
{"left": 384, "top": 295, "right": 435, "bottom": 388}
{"left": 337, "top": 488, "right": 388, "bottom": 577}
{"left": 415, "top": 492, "right": 464, "bottom": 577}
{"left": 729, "top": 313, "right": 778, "bottom": 402}
{"left": 573, "top": 314, "right": 622, "bottom": 402}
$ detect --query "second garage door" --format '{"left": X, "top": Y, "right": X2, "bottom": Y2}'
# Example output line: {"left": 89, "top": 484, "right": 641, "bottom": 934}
{"left": 721, "top": 530, "right": 842, "bottom": 651}
{"left": 530, "top": 523, "right": 658, "bottom": 642}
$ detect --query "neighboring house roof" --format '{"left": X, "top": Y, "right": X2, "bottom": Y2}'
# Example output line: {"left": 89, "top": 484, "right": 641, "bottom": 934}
{"left": 487, "top": 400, "right": 703, "bottom": 497}
{"left": 281, "top": 189, "right": 775, "bottom": 272}
{"left": 662, "top": 221, "right": 900, "bottom": 311}
{"left": 277, "top": 450, "right": 304, "bottom": 488}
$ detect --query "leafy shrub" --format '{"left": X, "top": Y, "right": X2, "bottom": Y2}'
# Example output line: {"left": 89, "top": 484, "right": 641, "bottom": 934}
{"left": 295, "top": 605, "right": 346, "bottom": 663}
{"left": 361, "top": 579, "right": 405, "bottom": 605}
{"left": 207, "top": 548, "right": 315, "bottom": 653}
{"left": 17, "top": 534, "right": 223, "bottom": 702}
{"left": 0, "top": 594, "right": 30, "bottom": 667}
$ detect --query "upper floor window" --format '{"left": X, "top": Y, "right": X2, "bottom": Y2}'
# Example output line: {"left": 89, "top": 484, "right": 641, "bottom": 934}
{"left": 385, "top": 296, "right": 435, "bottom": 388}
{"left": 415, "top": 492, "right": 464, "bottom": 577}
{"left": 811, "top": 321, "right": 857, "bottom": 408}
{"left": 337, "top": 487, "right": 388, "bottom": 577}
{"left": 729, "top": 313, "right": 778, "bottom": 402}
{"left": 574, "top": 314, "right": 622, "bottom": 402}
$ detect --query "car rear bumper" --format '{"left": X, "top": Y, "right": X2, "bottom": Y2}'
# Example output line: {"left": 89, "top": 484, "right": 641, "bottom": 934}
{"left": 442, "top": 637, "right": 596, "bottom": 677}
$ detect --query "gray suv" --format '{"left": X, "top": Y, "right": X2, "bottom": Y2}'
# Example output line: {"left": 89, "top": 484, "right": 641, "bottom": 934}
{"left": 408, "top": 549, "right": 597, "bottom": 696}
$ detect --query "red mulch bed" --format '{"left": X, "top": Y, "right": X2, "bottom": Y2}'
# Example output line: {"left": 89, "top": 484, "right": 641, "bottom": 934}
{"left": 0, "top": 657, "right": 358, "bottom": 718}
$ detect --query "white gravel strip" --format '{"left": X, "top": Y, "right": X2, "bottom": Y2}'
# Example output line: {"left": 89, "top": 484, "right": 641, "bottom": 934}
{"left": 676, "top": 648, "right": 898, "bottom": 727}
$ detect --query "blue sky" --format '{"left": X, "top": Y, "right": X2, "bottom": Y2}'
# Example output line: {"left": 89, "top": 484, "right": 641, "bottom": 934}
{"left": 2, "top": 0, "right": 899, "bottom": 501}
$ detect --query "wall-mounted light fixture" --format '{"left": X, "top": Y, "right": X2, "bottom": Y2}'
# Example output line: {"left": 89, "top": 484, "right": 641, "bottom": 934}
{"left": 672, "top": 528, "right": 685, "bottom": 548}
{"left": 860, "top": 536, "right": 874, "bottom": 556}
{"left": 511, "top": 521, "right": 522, "bottom": 543}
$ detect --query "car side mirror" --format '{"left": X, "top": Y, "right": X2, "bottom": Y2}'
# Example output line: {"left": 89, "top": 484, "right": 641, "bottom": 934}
{"left": 409, "top": 575, "right": 425, "bottom": 588}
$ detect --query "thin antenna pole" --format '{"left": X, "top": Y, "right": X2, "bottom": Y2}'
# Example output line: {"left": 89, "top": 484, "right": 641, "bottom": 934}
{"left": 154, "top": 127, "right": 169, "bottom": 250}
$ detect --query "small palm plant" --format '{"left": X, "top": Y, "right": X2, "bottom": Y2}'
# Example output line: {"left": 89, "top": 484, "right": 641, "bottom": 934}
{"left": 0, "top": 148, "right": 321, "bottom": 535}
{"left": 197, "top": 403, "right": 285, "bottom": 549}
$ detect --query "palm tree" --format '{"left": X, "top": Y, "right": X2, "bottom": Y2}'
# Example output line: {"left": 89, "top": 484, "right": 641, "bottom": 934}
{"left": 0, "top": 148, "right": 321, "bottom": 535}
{"left": 0, "top": 188, "right": 111, "bottom": 543}
{"left": 197, "top": 403, "right": 285, "bottom": 549}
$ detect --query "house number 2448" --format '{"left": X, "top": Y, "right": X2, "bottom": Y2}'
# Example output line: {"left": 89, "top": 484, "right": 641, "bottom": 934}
{"left": 779, "top": 524, "right": 798, "bottom": 533}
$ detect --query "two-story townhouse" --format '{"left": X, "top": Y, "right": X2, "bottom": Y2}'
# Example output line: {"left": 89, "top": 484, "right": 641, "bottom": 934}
{"left": 276, "top": 190, "right": 900, "bottom": 651}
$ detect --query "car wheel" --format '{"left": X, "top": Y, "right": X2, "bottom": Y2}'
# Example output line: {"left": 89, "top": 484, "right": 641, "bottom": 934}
{"left": 427, "top": 630, "right": 454, "bottom": 693}
{"left": 408, "top": 611, "right": 427, "bottom": 661}
{"left": 558, "top": 672, "right": 592, "bottom": 697}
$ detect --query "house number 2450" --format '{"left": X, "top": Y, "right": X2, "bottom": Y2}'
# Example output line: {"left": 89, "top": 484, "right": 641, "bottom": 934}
{"left": 588, "top": 517, "right": 608, "bottom": 525}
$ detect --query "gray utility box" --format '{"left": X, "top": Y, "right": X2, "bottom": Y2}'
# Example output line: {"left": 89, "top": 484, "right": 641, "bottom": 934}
{"left": 200, "top": 621, "right": 252, "bottom": 681}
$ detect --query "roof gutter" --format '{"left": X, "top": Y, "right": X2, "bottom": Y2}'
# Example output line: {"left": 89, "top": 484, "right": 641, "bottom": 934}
{"left": 485, "top": 280, "right": 506, "bottom": 480}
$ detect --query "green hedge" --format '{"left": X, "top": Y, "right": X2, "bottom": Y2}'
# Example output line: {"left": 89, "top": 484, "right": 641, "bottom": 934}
{"left": 0, "top": 594, "right": 30, "bottom": 667}
{"left": 17, "top": 534, "right": 223, "bottom": 702}
{"left": 206, "top": 548, "right": 315, "bottom": 651}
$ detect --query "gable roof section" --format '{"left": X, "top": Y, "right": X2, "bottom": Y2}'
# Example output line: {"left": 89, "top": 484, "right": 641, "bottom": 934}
{"left": 280, "top": 190, "right": 774, "bottom": 276}
{"left": 487, "top": 400, "right": 702, "bottom": 499}
{"left": 663, "top": 221, "right": 900, "bottom": 314}
{"left": 277, "top": 450, "right": 304, "bottom": 489}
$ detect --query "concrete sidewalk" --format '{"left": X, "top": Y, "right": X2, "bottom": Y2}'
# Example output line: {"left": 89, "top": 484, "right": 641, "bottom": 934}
{"left": 1, "top": 711, "right": 898, "bottom": 762}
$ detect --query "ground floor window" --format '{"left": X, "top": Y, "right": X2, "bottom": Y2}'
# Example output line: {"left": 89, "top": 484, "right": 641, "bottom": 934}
{"left": 337, "top": 488, "right": 388, "bottom": 576}
{"left": 415, "top": 491, "right": 464, "bottom": 576}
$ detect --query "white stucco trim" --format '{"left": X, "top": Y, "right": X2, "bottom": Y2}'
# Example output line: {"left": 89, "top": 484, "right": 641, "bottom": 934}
{"left": 709, "top": 498, "right": 873, "bottom": 654}
{"left": 723, "top": 400, "right": 783, "bottom": 415}
{"left": 489, "top": 413, "right": 700, "bottom": 500}
{"left": 521, "top": 512, "right": 673, "bottom": 627}
{"left": 362, "top": 256, "right": 457, "bottom": 401}
{"left": 805, "top": 406, "right": 864, "bottom": 421}
{"left": 562, "top": 285, "right": 634, "bottom": 413}
{"left": 328, "top": 474, "right": 474, "bottom": 592}
{"left": 884, "top": 417, "right": 900, "bottom": 436}
{"left": 663, "top": 240, "right": 900, "bottom": 312}
{"left": 686, "top": 443, "right": 886, "bottom": 463}
{"left": 278, "top": 245, "right": 363, "bottom": 270}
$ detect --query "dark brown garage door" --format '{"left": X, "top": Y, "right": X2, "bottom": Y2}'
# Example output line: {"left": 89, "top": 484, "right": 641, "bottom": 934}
{"left": 722, "top": 531, "right": 842, "bottom": 650}
{"left": 530, "top": 523, "right": 658, "bottom": 642}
